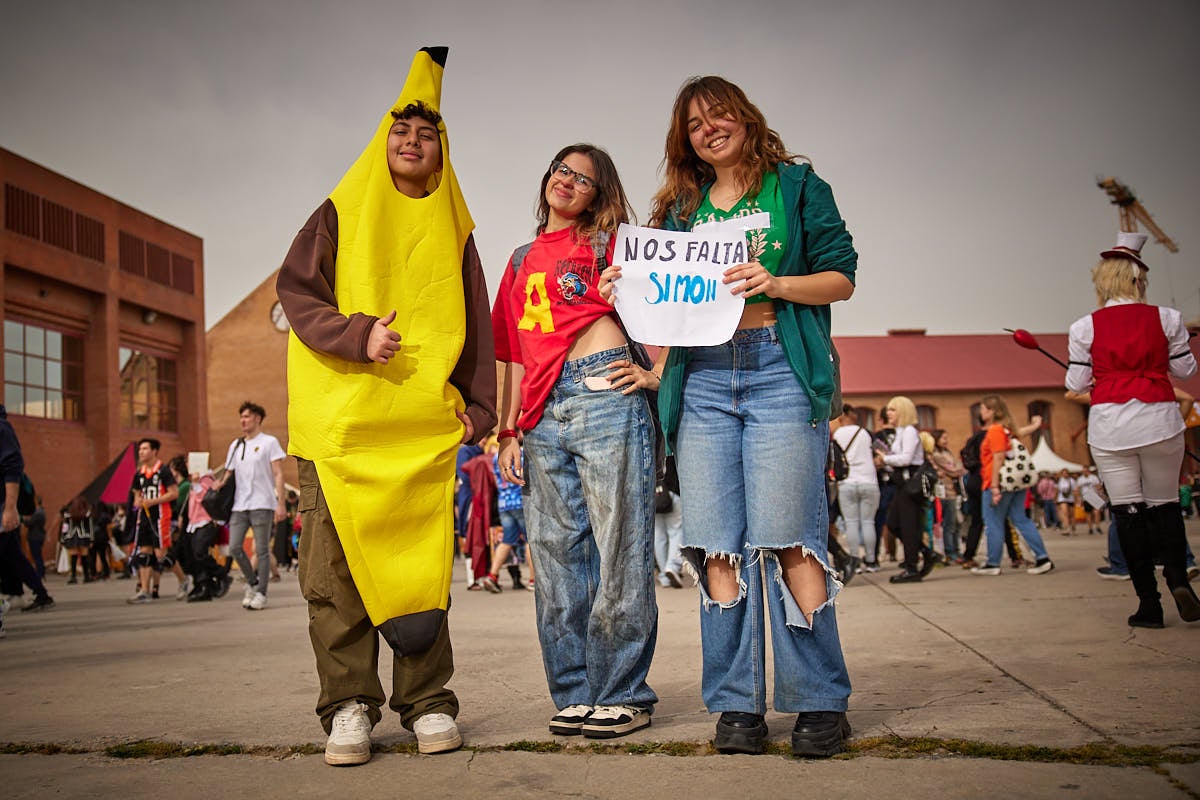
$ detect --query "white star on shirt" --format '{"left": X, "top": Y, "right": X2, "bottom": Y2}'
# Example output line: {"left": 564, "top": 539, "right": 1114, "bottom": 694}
{"left": 771, "top": 240, "right": 783, "bottom": 250}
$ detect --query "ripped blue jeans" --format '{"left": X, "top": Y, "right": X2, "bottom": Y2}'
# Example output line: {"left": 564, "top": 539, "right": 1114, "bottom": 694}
{"left": 522, "top": 346, "right": 659, "bottom": 711}
{"left": 676, "top": 327, "right": 851, "bottom": 714}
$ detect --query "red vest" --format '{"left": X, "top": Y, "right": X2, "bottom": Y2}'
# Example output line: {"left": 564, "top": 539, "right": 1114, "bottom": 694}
{"left": 1089, "top": 303, "right": 1174, "bottom": 405}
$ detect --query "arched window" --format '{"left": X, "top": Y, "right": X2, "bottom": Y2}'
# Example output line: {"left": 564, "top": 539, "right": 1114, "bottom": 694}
{"left": 969, "top": 402, "right": 982, "bottom": 433}
{"left": 1028, "top": 400, "right": 1052, "bottom": 449}
{"left": 916, "top": 404, "right": 937, "bottom": 431}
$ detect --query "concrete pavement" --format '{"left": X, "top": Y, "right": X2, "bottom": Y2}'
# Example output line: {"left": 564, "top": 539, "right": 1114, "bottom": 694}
{"left": 2, "top": 520, "right": 1198, "bottom": 798}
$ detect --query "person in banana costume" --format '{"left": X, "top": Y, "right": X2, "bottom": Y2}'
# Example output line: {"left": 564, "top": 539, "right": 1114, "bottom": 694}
{"left": 276, "top": 47, "right": 496, "bottom": 764}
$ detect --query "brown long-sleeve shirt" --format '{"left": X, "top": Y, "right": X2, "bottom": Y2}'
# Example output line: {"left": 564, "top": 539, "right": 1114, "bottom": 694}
{"left": 275, "top": 198, "right": 497, "bottom": 441}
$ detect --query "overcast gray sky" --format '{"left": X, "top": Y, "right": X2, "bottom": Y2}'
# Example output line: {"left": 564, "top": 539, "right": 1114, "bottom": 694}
{"left": 2, "top": 0, "right": 1196, "bottom": 336}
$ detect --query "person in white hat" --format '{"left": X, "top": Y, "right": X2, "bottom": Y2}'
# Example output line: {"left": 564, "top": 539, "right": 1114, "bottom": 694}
{"left": 1065, "top": 232, "right": 1199, "bottom": 628}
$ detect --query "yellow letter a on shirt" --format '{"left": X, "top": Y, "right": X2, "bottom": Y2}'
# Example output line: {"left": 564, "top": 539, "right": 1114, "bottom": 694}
{"left": 518, "top": 272, "right": 555, "bottom": 333}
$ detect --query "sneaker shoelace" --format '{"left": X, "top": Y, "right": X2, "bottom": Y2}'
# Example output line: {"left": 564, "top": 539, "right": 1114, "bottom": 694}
{"left": 332, "top": 704, "right": 370, "bottom": 735}
{"left": 590, "top": 705, "right": 637, "bottom": 721}
{"left": 558, "top": 704, "right": 591, "bottom": 718}
{"left": 415, "top": 713, "right": 455, "bottom": 733}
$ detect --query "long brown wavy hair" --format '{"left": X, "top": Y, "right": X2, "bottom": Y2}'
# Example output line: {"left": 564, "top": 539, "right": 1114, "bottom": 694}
{"left": 649, "top": 76, "right": 803, "bottom": 228}
{"left": 535, "top": 144, "right": 633, "bottom": 241}
{"left": 980, "top": 394, "right": 1018, "bottom": 431}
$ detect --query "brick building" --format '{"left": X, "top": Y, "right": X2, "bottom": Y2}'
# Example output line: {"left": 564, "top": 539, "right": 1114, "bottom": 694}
{"left": 1, "top": 148, "right": 208, "bottom": 543}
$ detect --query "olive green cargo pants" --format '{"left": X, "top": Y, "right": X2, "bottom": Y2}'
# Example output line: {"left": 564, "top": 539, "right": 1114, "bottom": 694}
{"left": 297, "top": 458, "right": 458, "bottom": 733}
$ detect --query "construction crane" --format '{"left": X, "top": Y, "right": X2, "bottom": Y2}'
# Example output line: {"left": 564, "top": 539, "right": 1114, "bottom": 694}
{"left": 1096, "top": 176, "right": 1179, "bottom": 252}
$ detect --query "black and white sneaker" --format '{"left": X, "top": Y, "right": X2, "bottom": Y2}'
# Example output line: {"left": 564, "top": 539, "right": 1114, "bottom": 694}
{"left": 548, "top": 704, "right": 592, "bottom": 736}
{"left": 581, "top": 705, "right": 651, "bottom": 739}
{"left": 1027, "top": 558, "right": 1055, "bottom": 575}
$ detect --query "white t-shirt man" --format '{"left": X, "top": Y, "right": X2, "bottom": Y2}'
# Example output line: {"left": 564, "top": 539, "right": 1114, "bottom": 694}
{"left": 226, "top": 432, "right": 286, "bottom": 512}
{"left": 833, "top": 423, "right": 877, "bottom": 485}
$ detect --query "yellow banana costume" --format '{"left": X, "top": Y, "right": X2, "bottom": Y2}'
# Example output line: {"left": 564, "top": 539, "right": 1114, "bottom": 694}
{"left": 287, "top": 47, "right": 473, "bottom": 655}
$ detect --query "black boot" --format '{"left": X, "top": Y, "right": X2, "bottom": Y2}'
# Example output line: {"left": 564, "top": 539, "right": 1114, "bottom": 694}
{"left": 81, "top": 552, "right": 95, "bottom": 583}
{"left": 67, "top": 555, "right": 78, "bottom": 584}
{"left": 1149, "top": 502, "right": 1200, "bottom": 622}
{"left": 1113, "top": 503, "right": 1163, "bottom": 628}
{"left": 715, "top": 712, "right": 768, "bottom": 755}
{"left": 506, "top": 564, "right": 526, "bottom": 590}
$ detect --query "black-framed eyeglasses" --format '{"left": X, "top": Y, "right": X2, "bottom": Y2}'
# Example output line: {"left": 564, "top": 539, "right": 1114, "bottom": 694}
{"left": 550, "top": 161, "right": 598, "bottom": 194}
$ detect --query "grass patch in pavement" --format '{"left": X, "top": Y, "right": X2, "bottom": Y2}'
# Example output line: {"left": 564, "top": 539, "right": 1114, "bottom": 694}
{"left": 4, "top": 736, "right": 1198, "bottom": 767}
{"left": 846, "top": 737, "right": 1200, "bottom": 768}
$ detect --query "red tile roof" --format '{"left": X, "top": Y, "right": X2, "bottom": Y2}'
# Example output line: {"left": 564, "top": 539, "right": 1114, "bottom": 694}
{"left": 833, "top": 332, "right": 1200, "bottom": 396}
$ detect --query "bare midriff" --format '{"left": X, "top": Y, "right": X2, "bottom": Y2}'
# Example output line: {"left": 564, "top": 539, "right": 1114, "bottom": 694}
{"left": 567, "top": 314, "right": 627, "bottom": 360}
{"left": 737, "top": 301, "right": 777, "bottom": 330}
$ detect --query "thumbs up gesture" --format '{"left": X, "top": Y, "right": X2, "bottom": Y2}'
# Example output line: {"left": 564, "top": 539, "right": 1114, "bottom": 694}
{"left": 367, "top": 310, "right": 401, "bottom": 364}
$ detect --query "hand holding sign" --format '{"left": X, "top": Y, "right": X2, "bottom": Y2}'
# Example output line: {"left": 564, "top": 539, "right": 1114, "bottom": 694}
{"left": 611, "top": 223, "right": 747, "bottom": 346}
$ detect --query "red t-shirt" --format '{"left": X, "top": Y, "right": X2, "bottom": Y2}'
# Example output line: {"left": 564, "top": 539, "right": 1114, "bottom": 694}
{"left": 979, "top": 424, "right": 1009, "bottom": 490}
{"left": 491, "top": 228, "right": 617, "bottom": 430}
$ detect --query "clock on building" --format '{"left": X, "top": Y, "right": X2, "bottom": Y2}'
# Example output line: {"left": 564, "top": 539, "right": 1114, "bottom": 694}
{"left": 270, "top": 300, "right": 290, "bottom": 332}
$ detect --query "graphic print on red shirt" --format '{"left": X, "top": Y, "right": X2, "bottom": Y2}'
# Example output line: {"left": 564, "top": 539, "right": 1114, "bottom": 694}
{"left": 492, "top": 228, "right": 617, "bottom": 430}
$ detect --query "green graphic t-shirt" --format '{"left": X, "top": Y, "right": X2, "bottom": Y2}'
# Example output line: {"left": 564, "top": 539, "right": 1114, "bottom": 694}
{"left": 692, "top": 171, "right": 788, "bottom": 305}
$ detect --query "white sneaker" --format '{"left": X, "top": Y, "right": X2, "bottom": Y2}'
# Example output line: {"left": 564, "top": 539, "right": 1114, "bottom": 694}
{"left": 413, "top": 712, "right": 462, "bottom": 754}
{"left": 247, "top": 591, "right": 268, "bottom": 610}
{"left": 242, "top": 584, "right": 256, "bottom": 608}
{"left": 176, "top": 576, "right": 193, "bottom": 601}
{"left": 325, "top": 701, "right": 372, "bottom": 766}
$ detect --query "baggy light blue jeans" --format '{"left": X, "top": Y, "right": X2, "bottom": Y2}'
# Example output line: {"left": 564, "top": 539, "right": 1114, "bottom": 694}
{"left": 675, "top": 327, "right": 851, "bottom": 714}
{"left": 522, "top": 346, "right": 659, "bottom": 711}
{"left": 981, "top": 490, "right": 1049, "bottom": 567}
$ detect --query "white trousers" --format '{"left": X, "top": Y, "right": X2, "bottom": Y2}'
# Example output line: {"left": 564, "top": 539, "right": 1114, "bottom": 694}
{"left": 1090, "top": 433, "right": 1185, "bottom": 507}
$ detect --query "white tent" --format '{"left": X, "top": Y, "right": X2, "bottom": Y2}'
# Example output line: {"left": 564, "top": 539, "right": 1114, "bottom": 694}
{"left": 1030, "top": 438, "right": 1086, "bottom": 475}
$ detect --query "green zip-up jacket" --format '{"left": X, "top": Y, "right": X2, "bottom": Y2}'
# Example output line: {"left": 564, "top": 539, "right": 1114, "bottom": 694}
{"left": 657, "top": 162, "right": 856, "bottom": 452}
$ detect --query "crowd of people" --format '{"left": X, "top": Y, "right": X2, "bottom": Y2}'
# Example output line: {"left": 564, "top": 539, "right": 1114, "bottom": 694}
{"left": 0, "top": 402, "right": 302, "bottom": 634}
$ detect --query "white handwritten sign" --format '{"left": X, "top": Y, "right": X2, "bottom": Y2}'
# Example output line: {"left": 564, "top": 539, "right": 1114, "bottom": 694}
{"left": 187, "top": 451, "right": 210, "bottom": 477}
{"left": 612, "top": 223, "right": 746, "bottom": 346}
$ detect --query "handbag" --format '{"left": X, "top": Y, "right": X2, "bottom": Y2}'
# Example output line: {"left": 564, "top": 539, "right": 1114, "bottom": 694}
{"left": 903, "top": 461, "right": 938, "bottom": 503}
{"left": 997, "top": 429, "right": 1036, "bottom": 492}
{"left": 202, "top": 438, "right": 244, "bottom": 522}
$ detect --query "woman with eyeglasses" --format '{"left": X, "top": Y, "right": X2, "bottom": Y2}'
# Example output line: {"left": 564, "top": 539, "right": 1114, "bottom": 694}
{"left": 635, "top": 76, "right": 857, "bottom": 757}
{"left": 491, "top": 145, "right": 659, "bottom": 740}
{"left": 874, "top": 396, "right": 932, "bottom": 584}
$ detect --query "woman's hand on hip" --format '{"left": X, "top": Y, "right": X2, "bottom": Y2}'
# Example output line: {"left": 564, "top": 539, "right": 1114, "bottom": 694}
{"left": 606, "top": 359, "right": 660, "bottom": 395}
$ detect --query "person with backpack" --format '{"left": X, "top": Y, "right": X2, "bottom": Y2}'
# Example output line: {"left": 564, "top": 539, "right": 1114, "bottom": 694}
{"left": 876, "top": 396, "right": 931, "bottom": 583}
{"left": 970, "top": 395, "right": 1054, "bottom": 577}
{"left": 491, "top": 144, "right": 659, "bottom": 740}
{"left": 833, "top": 405, "right": 879, "bottom": 571}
